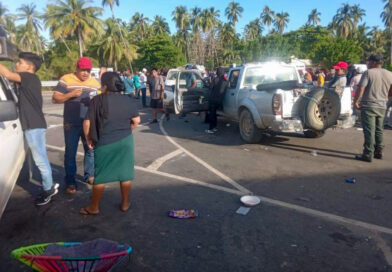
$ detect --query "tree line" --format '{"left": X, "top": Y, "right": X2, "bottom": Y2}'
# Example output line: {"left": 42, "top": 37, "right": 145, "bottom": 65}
{"left": 0, "top": 0, "right": 391, "bottom": 80}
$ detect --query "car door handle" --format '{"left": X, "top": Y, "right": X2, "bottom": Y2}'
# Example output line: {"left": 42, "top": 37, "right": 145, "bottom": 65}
{"left": 12, "top": 123, "right": 17, "bottom": 129}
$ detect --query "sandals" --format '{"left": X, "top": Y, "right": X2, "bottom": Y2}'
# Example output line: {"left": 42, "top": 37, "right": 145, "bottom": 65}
{"left": 80, "top": 207, "right": 99, "bottom": 215}
{"left": 120, "top": 203, "right": 131, "bottom": 212}
{"left": 66, "top": 185, "right": 77, "bottom": 194}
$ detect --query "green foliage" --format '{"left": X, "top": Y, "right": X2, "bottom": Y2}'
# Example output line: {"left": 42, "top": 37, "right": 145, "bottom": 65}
{"left": 312, "top": 38, "right": 363, "bottom": 67}
{"left": 135, "top": 34, "right": 186, "bottom": 70}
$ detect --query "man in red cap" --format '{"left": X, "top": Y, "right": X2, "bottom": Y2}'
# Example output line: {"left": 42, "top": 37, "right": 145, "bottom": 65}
{"left": 327, "top": 61, "right": 348, "bottom": 95}
{"left": 52, "top": 57, "right": 100, "bottom": 194}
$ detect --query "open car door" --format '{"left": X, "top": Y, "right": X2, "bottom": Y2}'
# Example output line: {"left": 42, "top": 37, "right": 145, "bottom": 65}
{"left": 174, "top": 71, "right": 210, "bottom": 114}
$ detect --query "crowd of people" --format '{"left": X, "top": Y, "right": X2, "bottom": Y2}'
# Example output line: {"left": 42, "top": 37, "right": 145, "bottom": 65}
{"left": 0, "top": 51, "right": 391, "bottom": 210}
{"left": 301, "top": 55, "right": 392, "bottom": 162}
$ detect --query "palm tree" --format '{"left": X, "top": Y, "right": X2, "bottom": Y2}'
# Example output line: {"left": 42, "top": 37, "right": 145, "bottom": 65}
{"left": 260, "top": 5, "right": 275, "bottom": 33}
{"left": 101, "top": 0, "right": 119, "bottom": 18}
{"left": 130, "top": 12, "right": 150, "bottom": 40}
{"left": 17, "top": 3, "right": 42, "bottom": 34}
{"left": 0, "top": 2, "right": 9, "bottom": 28}
{"left": 218, "top": 23, "right": 236, "bottom": 45}
{"left": 307, "top": 9, "right": 321, "bottom": 26}
{"left": 3, "top": 15, "right": 17, "bottom": 43}
{"left": 274, "top": 12, "right": 289, "bottom": 34}
{"left": 151, "top": 15, "right": 170, "bottom": 35}
{"left": 172, "top": 6, "right": 190, "bottom": 60}
{"left": 190, "top": 7, "right": 202, "bottom": 33}
{"left": 381, "top": 0, "right": 392, "bottom": 65}
{"left": 350, "top": 4, "right": 365, "bottom": 30}
{"left": 225, "top": 1, "right": 243, "bottom": 29}
{"left": 200, "top": 7, "right": 220, "bottom": 33}
{"left": 43, "top": 0, "right": 103, "bottom": 57}
{"left": 332, "top": 3, "right": 354, "bottom": 38}
{"left": 92, "top": 18, "right": 136, "bottom": 71}
{"left": 244, "top": 19, "right": 263, "bottom": 41}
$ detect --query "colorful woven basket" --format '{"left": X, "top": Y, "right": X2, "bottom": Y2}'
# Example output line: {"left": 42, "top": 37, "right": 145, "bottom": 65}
{"left": 11, "top": 241, "right": 132, "bottom": 272}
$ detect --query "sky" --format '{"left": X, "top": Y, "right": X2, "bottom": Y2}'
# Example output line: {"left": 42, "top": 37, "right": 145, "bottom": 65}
{"left": 5, "top": 0, "right": 386, "bottom": 39}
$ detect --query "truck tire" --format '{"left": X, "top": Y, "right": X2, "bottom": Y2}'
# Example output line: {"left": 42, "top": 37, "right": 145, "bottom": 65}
{"left": 239, "top": 109, "right": 263, "bottom": 143}
{"left": 304, "top": 129, "right": 325, "bottom": 138}
{"left": 302, "top": 88, "right": 340, "bottom": 131}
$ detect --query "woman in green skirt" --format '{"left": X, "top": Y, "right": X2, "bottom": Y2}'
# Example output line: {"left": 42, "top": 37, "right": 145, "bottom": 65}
{"left": 81, "top": 72, "right": 140, "bottom": 215}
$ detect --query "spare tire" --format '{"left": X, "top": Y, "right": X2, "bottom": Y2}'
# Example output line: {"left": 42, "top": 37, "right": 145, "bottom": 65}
{"left": 302, "top": 88, "right": 341, "bottom": 131}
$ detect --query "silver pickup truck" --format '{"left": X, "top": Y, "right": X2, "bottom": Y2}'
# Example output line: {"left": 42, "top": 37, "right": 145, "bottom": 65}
{"left": 165, "top": 62, "right": 353, "bottom": 143}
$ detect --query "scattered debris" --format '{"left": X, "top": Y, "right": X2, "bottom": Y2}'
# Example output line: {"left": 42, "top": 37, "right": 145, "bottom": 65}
{"left": 290, "top": 244, "right": 298, "bottom": 247}
{"left": 236, "top": 206, "right": 251, "bottom": 215}
{"left": 240, "top": 195, "right": 261, "bottom": 206}
{"left": 356, "top": 128, "right": 363, "bottom": 131}
{"left": 311, "top": 150, "right": 318, "bottom": 156}
{"left": 168, "top": 209, "right": 198, "bottom": 219}
{"left": 345, "top": 178, "right": 356, "bottom": 184}
{"left": 243, "top": 148, "right": 250, "bottom": 152}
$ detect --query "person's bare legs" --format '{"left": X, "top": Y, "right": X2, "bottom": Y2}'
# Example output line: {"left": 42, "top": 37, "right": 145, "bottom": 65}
{"left": 152, "top": 109, "right": 158, "bottom": 120}
{"left": 80, "top": 184, "right": 105, "bottom": 214}
{"left": 120, "top": 181, "right": 132, "bottom": 212}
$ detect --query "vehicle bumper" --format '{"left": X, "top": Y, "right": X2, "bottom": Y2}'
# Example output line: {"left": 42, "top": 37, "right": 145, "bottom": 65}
{"left": 271, "top": 119, "right": 304, "bottom": 133}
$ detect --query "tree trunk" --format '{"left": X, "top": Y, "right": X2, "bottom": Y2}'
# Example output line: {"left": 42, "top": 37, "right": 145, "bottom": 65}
{"left": 60, "top": 36, "right": 71, "bottom": 53}
{"left": 390, "top": 25, "right": 392, "bottom": 66}
{"left": 114, "top": 59, "right": 118, "bottom": 72}
{"left": 77, "top": 28, "right": 83, "bottom": 57}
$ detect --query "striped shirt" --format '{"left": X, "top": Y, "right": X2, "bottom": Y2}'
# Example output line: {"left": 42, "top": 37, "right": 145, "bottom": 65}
{"left": 54, "top": 73, "right": 100, "bottom": 126}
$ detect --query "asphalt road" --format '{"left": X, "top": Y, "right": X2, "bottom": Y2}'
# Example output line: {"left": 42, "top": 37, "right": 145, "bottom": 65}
{"left": 1, "top": 92, "right": 392, "bottom": 271}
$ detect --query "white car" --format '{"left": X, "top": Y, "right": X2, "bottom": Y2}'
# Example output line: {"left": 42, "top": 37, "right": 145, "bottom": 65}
{"left": 0, "top": 75, "right": 25, "bottom": 218}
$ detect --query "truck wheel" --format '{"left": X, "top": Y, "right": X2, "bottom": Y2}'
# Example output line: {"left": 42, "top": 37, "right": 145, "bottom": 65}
{"left": 239, "top": 109, "right": 263, "bottom": 143}
{"left": 303, "top": 88, "right": 340, "bottom": 131}
{"left": 304, "top": 129, "right": 325, "bottom": 138}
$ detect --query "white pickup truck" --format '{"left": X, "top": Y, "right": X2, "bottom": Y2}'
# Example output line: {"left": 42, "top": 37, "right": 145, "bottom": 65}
{"left": 165, "top": 62, "right": 354, "bottom": 143}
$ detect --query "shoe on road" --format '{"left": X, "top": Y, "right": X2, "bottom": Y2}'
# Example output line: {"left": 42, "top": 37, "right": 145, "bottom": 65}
{"left": 355, "top": 154, "right": 372, "bottom": 162}
{"left": 35, "top": 183, "right": 59, "bottom": 206}
{"left": 205, "top": 129, "right": 215, "bottom": 134}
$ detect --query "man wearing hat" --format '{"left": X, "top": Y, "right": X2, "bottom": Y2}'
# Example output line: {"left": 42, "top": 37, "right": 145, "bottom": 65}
{"left": 327, "top": 61, "right": 348, "bottom": 95}
{"left": 52, "top": 57, "right": 100, "bottom": 193}
{"left": 354, "top": 53, "right": 392, "bottom": 162}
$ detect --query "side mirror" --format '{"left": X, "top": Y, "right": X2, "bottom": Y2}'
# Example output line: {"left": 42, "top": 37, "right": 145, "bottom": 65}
{"left": 0, "top": 100, "right": 18, "bottom": 122}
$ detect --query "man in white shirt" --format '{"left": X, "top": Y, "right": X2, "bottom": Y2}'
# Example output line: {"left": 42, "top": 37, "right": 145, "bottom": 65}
{"left": 139, "top": 68, "right": 147, "bottom": 107}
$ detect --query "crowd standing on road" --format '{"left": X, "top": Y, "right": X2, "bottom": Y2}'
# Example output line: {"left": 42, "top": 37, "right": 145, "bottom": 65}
{"left": 2, "top": 48, "right": 392, "bottom": 209}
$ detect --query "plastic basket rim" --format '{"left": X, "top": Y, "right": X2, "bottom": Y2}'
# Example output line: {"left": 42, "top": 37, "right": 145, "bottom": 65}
{"left": 11, "top": 242, "right": 132, "bottom": 261}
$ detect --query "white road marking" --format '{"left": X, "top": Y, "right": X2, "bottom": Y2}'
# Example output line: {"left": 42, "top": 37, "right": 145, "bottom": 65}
{"left": 135, "top": 166, "right": 244, "bottom": 196}
{"left": 146, "top": 149, "right": 184, "bottom": 170}
{"left": 48, "top": 124, "right": 63, "bottom": 129}
{"left": 45, "top": 143, "right": 392, "bottom": 235}
{"left": 158, "top": 116, "right": 251, "bottom": 194}
{"left": 46, "top": 144, "right": 244, "bottom": 195}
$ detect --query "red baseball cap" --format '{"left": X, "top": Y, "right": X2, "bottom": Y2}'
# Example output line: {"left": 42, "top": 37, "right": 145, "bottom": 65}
{"left": 77, "top": 57, "right": 92, "bottom": 70}
{"left": 333, "top": 61, "right": 348, "bottom": 70}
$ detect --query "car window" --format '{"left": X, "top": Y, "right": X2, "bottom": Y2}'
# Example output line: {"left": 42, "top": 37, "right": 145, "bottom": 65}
{"left": 179, "top": 72, "right": 203, "bottom": 89}
{"left": 244, "top": 66, "right": 298, "bottom": 86}
{"left": 228, "top": 70, "right": 240, "bottom": 89}
{"left": 166, "top": 71, "right": 178, "bottom": 81}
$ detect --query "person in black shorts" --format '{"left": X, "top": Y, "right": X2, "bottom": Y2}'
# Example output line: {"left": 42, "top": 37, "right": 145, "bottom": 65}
{"left": 147, "top": 67, "right": 169, "bottom": 123}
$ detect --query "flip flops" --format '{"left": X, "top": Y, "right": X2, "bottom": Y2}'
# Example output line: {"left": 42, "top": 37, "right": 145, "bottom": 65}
{"left": 80, "top": 208, "right": 99, "bottom": 215}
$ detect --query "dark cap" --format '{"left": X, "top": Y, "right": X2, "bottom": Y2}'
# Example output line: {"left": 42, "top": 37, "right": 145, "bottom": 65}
{"left": 368, "top": 54, "right": 383, "bottom": 63}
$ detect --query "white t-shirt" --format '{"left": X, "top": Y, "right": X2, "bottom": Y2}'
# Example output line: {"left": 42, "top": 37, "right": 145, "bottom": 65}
{"left": 139, "top": 73, "right": 147, "bottom": 89}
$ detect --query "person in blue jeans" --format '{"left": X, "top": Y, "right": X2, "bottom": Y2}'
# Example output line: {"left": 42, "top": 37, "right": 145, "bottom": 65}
{"left": 52, "top": 57, "right": 100, "bottom": 194}
{"left": 0, "top": 52, "right": 58, "bottom": 205}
